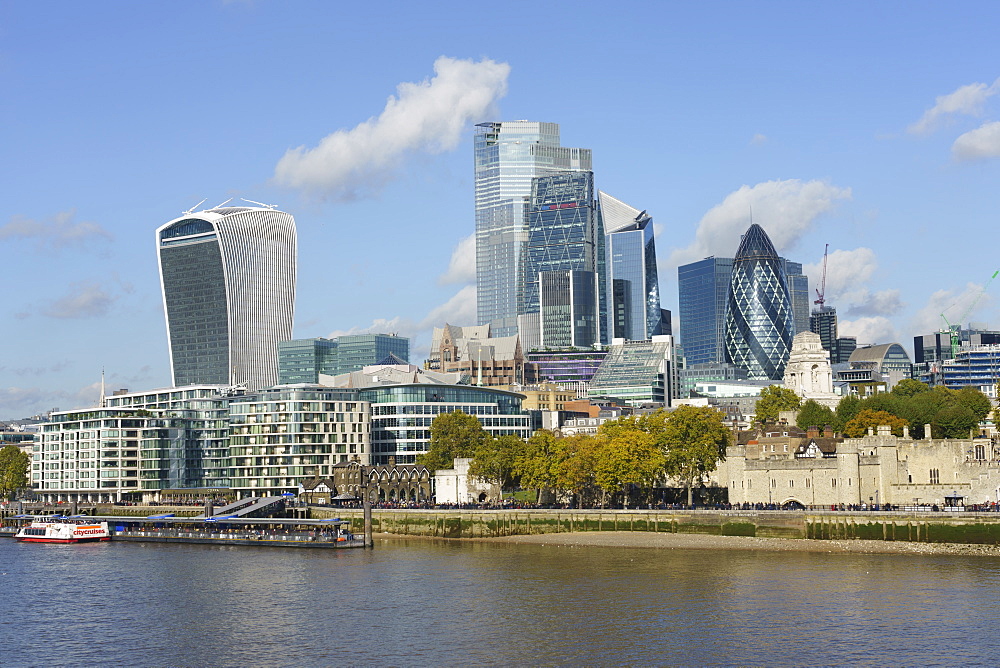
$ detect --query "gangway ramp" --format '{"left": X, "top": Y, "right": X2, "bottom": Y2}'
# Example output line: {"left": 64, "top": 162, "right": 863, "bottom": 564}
{"left": 193, "top": 496, "right": 262, "bottom": 519}
{"left": 214, "top": 496, "right": 286, "bottom": 519}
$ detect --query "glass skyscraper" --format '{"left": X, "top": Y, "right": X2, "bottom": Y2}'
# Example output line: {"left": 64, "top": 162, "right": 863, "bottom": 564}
{"left": 474, "top": 121, "right": 591, "bottom": 337}
{"left": 520, "top": 170, "right": 604, "bottom": 348}
{"left": 601, "top": 191, "right": 662, "bottom": 341}
{"left": 724, "top": 223, "right": 794, "bottom": 380}
{"left": 782, "top": 260, "right": 810, "bottom": 336}
{"left": 678, "top": 257, "right": 734, "bottom": 366}
{"left": 157, "top": 205, "right": 296, "bottom": 390}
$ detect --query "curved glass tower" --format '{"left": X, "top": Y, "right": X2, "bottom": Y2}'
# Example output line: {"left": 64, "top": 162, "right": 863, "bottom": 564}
{"left": 157, "top": 206, "right": 296, "bottom": 390}
{"left": 600, "top": 191, "right": 662, "bottom": 341}
{"left": 724, "top": 223, "right": 793, "bottom": 380}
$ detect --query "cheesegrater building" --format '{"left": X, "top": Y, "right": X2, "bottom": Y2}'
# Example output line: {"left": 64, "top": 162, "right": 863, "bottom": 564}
{"left": 157, "top": 205, "right": 296, "bottom": 390}
{"left": 724, "top": 223, "right": 794, "bottom": 380}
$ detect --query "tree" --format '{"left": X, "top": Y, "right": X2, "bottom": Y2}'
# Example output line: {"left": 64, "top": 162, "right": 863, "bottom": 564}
{"left": 834, "top": 394, "right": 862, "bottom": 433}
{"left": 0, "top": 445, "right": 30, "bottom": 499}
{"left": 934, "top": 404, "right": 979, "bottom": 438}
{"left": 891, "top": 378, "right": 930, "bottom": 398}
{"left": 794, "top": 400, "right": 836, "bottom": 432}
{"left": 469, "top": 434, "right": 525, "bottom": 493}
{"left": 754, "top": 386, "right": 801, "bottom": 424}
{"left": 552, "top": 434, "right": 602, "bottom": 507}
{"left": 417, "top": 411, "right": 489, "bottom": 472}
{"left": 954, "top": 386, "right": 992, "bottom": 423}
{"left": 661, "top": 405, "right": 730, "bottom": 507}
{"left": 843, "top": 409, "right": 909, "bottom": 438}
{"left": 594, "top": 431, "right": 665, "bottom": 509}
{"left": 516, "top": 429, "right": 560, "bottom": 502}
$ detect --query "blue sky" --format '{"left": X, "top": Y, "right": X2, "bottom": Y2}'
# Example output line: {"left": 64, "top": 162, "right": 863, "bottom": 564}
{"left": 3, "top": 1, "right": 1000, "bottom": 418}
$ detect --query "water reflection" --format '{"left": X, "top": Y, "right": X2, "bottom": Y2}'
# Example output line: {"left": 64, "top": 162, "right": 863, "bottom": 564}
{"left": 2, "top": 538, "right": 999, "bottom": 665}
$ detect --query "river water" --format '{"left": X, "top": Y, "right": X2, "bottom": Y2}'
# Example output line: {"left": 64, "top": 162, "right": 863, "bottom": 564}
{"left": 2, "top": 536, "right": 999, "bottom": 666}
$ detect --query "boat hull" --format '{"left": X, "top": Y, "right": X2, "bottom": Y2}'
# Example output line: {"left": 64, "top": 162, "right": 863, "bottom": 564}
{"left": 16, "top": 536, "right": 111, "bottom": 543}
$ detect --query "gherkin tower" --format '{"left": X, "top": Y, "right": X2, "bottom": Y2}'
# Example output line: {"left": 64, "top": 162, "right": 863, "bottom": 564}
{"left": 724, "top": 223, "right": 794, "bottom": 380}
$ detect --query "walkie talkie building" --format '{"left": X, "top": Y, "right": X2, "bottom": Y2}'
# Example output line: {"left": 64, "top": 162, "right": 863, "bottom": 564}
{"left": 724, "top": 223, "right": 793, "bottom": 380}
{"left": 157, "top": 205, "right": 296, "bottom": 390}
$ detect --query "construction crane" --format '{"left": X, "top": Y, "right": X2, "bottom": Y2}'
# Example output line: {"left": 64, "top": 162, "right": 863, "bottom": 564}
{"left": 940, "top": 269, "right": 1000, "bottom": 358}
{"left": 814, "top": 243, "right": 829, "bottom": 307}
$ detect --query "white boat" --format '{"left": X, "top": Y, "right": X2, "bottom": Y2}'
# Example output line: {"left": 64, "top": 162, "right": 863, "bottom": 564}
{"left": 14, "top": 520, "right": 111, "bottom": 543}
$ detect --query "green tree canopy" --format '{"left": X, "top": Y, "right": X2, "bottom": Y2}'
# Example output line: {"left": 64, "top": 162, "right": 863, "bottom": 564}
{"left": 891, "top": 378, "right": 930, "bottom": 398}
{"left": 794, "top": 399, "right": 836, "bottom": 431}
{"left": 843, "top": 409, "right": 909, "bottom": 438}
{"left": 516, "top": 429, "right": 560, "bottom": 500}
{"left": 661, "top": 405, "right": 730, "bottom": 507}
{"left": 417, "top": 411, "right": 489, "bottom": 472}
{"left": 754, "top": 386, "right": 801, "bottom": 424}
{"left": 550, "top": 433, "right": 601, "bottom": 506}
{"left": 834, "top": 394, "right": 862, "bottom": 432}
{"left": 469, "top": 434, "right": 525, "bottom": 491}
{"left": 934, "top": 404, "right": 977, "bottom": 438}
{"left": 594, "top": 431, "right": 665, "bottom": 508}
{"left": 0, "top": 445, "right": 30, "bottom": 499}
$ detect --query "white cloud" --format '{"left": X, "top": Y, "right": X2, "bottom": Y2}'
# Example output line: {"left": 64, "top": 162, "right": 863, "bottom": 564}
{"left": 802, "top": 247, "right": 902, "bottom": 317}
{"left": 420, "top": 285, "right": 477, "bottom": 329}
{"left": 912, "top": 283, "right": 995, "bottom": 338}
{"left": 908, "top": 79, "right": 1000, "bottom": 135}
{"left": 42, "top": 282, "right": 116, "bottom": 319}
{"left": 667, "top": 179, "right": 851, "bottom": 268}
{"left": 327, "top": 316, "right": 418, "bottom": 340}
{"left": 750, "top": 133, "right": 767, "bottom": 145}
{"left": 838, "top": 316, "right": 897, "bottom": 346}
{"left": 805, "top": 247, "right": 878, "bottom": 301}
{"left": 438, "top": 233, "right": 476, "bottom": 285}
{"left": 0, "top": 210, "right": 112, "bottom": 249}
{"left": 274, "top": 56, "right": 510, "bottom": 200}
{"left": 952, "top": 120, "right": 1000, "bottom": 161}
{"left": 0, "top": 383, "right": 101, "bottom": 420}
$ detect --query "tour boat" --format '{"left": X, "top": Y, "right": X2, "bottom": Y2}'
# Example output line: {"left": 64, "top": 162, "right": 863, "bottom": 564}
{"left": 14, "top": 520, "right": 111, "bottom": 543}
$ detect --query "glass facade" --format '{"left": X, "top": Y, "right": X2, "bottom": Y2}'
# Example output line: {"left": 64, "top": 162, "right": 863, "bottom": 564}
{"left": 523, "top": 172, "right": 599, "bottom": 313}
{"left": 724, "top": 224, "right": 794, "bottom": 380}
{"left": 588, "top": 336, "right": 678, "bottom": 405}
{"left": 157, "top": 206, "right": 296, "bottom": 390}
{"left": 539, "top": 270, "right": 598, "bottom": 348}
{"left": 357, "top": 385, "right": 529, "bottom": 465}
{"left": 527, "top": 350, "right": 608, "bottom": 387}
{"left": 602, "top": 191, "right": 662, "bottom": 341}
{"left": 278, "top": 334, "right": 410, "bottom": 384}
{"left": 678, "top": 257, "right": 734, "bottom": 366}
{"left": 474, "top": 121, "right": 591, "bottom": 337}
{"left": 159, "top": 231, "right": 230, "bottom": 385}
{"left": 782, "top": 260, "right": 810, "bottom": 338}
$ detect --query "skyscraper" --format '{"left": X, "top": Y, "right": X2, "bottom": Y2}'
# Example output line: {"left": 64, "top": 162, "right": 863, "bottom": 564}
{"left": 678, "top": 257, "right": 734, "bottom": 366}
{"left": 782, "top": 260, "right": 810, "bottom": 336}
{"left": 474, "top": 121, "right": 591, "bottom": 337}
{"left": 520, "top": 170, "right": 604, "bottom": 348}
{"left": 724, "top": 223, "right": 794, "bottom": 380}
{"left": 157, "top": 205, "right": 296, "bottom": 390}
{"left": 601, "top": 191, "right": 663, "bottom": 341}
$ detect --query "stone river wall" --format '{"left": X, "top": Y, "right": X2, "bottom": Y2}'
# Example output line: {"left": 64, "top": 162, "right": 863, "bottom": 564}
{"left": 312, "top": 508, "right": 1000, "bottom": 545}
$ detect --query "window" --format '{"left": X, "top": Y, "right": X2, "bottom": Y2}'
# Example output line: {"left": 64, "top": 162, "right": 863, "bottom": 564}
{"left": 930, "top": 469, "right": 940, "bottom": 485}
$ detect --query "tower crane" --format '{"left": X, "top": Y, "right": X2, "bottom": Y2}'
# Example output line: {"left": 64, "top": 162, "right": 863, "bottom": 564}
{"left": 814, "top": 243, "right": 829, "bottom": 307}
{"left": 940, "top": 269, "right": 1000, "bottom": 358}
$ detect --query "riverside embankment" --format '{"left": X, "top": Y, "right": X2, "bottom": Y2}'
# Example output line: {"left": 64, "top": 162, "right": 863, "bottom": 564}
{"left": 311, "top": 507, "right": 1000, "bottom": 547}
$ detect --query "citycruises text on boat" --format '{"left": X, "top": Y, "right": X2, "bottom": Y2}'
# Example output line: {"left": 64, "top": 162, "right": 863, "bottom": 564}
{"left": 15, "top": 519, "right": 112, "bottom": 543}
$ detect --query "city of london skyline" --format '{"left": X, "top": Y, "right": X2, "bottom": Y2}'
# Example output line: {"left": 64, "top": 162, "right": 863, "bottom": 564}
{"left": 5, "top": 3, "right": 1000, "bottom": 418}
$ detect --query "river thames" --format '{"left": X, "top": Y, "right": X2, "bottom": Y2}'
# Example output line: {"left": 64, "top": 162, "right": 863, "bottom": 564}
{"left": 2, "top": 536, "right": 999, "bottom": 666}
